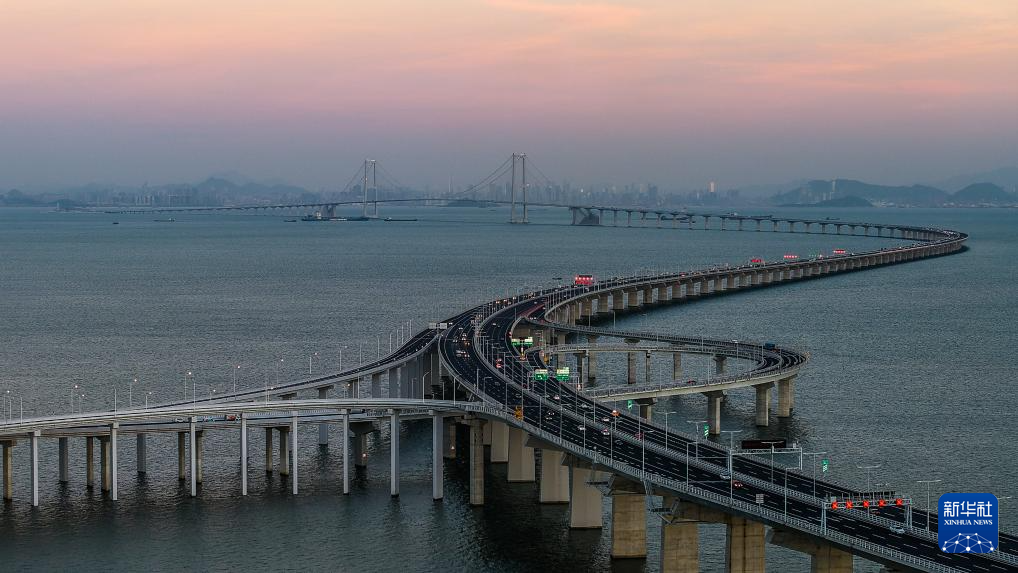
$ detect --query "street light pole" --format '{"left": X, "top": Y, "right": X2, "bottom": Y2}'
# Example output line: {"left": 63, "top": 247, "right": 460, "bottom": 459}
{"left": 916, "top": 479, "right": 942, "bottom": 531}
{"left": 663, "top": 411, "right": 676, "bottom": 451}
{"left": 687, "top": 419, "right": 707, "bottom": 458}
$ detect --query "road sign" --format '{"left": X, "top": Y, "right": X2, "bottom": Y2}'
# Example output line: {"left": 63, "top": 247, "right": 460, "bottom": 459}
{"left": 702, "top": 423, "right": 709, "bottom": 438}
{"left": 626, "top": 400, "right": 634, "bottom": 410}
{"left": 821, "top": 458, "right": 830, "bottom": 473}
{"left": 514, "top": 406, "right": 523, "bottom": 420}
{"left": 755, "top": 493, "right": 764, "bottom": 505}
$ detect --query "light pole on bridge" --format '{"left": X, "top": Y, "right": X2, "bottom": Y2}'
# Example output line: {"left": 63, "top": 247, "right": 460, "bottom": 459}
{"left": 916, "top": 479, "right": 942, "bottom": 531}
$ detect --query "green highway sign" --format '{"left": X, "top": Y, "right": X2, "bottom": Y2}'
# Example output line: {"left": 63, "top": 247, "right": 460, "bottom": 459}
{"left": 821, "top": 458, "right": 830, "bottom": 473}
{"left": 626, "top": 400, "right": 634, "bottom": 410}
{"left": 702, "top": 424, "right": 710, "bottom": 438}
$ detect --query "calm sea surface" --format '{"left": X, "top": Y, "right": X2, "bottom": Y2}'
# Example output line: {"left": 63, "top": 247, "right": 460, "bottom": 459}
{"left": 0, "top": 205, "right": 1015, "bottom": 572}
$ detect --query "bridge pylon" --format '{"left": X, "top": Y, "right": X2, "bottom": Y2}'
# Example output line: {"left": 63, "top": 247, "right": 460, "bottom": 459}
{"left": 509, "top": 152, "right": 528, "bottom": 224}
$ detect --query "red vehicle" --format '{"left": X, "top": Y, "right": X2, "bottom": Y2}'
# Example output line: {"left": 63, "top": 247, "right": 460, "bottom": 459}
{"left": 833, "top": 249, "right": 846, "bottom": 255}
{"left": 749, "top": 258, "right": 763, "bottom": 264}
{"left": 573, "top": 274, "right": 596, "bottom": 286}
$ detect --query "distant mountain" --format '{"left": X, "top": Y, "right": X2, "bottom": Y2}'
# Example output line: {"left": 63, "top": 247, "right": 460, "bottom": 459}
{"left": 934, "top": 166, "right": 1018, "bottom": 193}
{"left": 949, "top": 182, "right": 1016, "bottom": 205}
{"left": 771, "top": 179, "right": 947, "bottom": 207}
{"left": 817, "top": 195, "right": 872, "bottom": 207}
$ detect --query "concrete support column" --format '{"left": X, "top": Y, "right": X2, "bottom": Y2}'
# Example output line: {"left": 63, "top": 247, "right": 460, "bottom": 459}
{"left": 290, "top": 414, "right": 298, "bottom": 495}
{"left": 317, "top": 387, "right": 330, "bottom": 445}
{"left": 812, "top": 544, "right": 853, "bottom": 572}
{"left": 353, "top": 432, "right": 368, "bottom": 468}
{"left": 110, "top": 424, "right": 118, "bottom": 501}
{"left": 672, "top": 352, "right": 682, "bottom": 380}
{"left": 611, "top": 493, "right": 647, "bottom": 558}
{"left": 644, "top": 351, "right": 652, "bottom": 386}
{"left": 432, "top": 414, "right": 443, "bottom": 500}
{"left": 469, "top": 422, "right": 484, "bottom": 506}
{"left": 278, "top": 427, "right": 290, "bottom": 476}
{"left": 100, "top": 436, "right": 111, "bottom": 493}
{"left": 86, "top": 436, "right": 96, "bottom": 488}
{"left": 705, "top": 391, "right": 723, "bottom": 436}
{"left": 754, "top": 383, "right": 773, "bottom": 427}
{"left": 574, "top": 352, "right": 585, "bottom": 382}
{"left": 390, "top": 410, "right": 400, "bottom": 497}
{"left": 507, "top": 427, "right": 535, "bottom": 482}
{"left": 264, "top": 427, "right": 273, "bottom": 473}
{"left": 388, "top": 368, "right": 399, "bottom": 398}
{"left": 177, "top": 432, "right": 186, "bottom": 480}
{"left": 660, "top": 498, "right": 699, "bottom": 572}
{"left": 337, "top": 410, "right": 349, "bottom": 495}
{"left": 240, "top": 413, "right": 248, "bottom": 495}
{"left": 58, "top": 437, "right": 69, "bottom": 482}
{"left": 658, "top": 285, "right": 671, "bottom": 303}
{"left": 778, "top": 377, "right": 794, "bottom": 418}
{"left": 714, "top": 355, "right": 727, "bottom": 374}
{"left": 371, "top": 372, "right": 382, "bottom": 398}
{"left": 726, "top": 517, "right": 766, "bottom": 573}
{"left": 187, "top": 419, "right": 197, "bottom": 496}
{"left": 569, "top": 466, "right": 603, "bottom": 529}
{"left": 1, "top": 442, "right": 12, "bottom": 501}
{"left": 443, "top": 420, "right": 457, "bottom": 458}
{"left": 539, "top": 449, "right": 570, "bottom": 503}
{"left": 637, "top": 398, "right": 656, "bottom": 420}
{"left": 612, "top": 291, "right": 624, "bottom": 311}
{"left": 627, "top": 352, "right": 637, "bottom": 384}
{"left": 587, "top": 351, "right": 597, "bottom": 382}
{"left": 195, "top": 431, "right": 204, "bottom": 484}
{"left": 136, "top": 434, "right": 147, "bottom": 475}
{"left": 490, "top": 421, "right": 509, "bottom": 463}
{"left": 30, "top": 431, "right": 40, "bottom": 506}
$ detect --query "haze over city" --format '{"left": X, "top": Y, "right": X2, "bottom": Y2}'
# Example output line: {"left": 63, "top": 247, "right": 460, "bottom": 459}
{"left": 2, "top": 0, "right": 1016, "bottom": 191}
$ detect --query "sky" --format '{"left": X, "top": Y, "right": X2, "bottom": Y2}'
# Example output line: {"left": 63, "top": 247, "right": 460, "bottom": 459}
{"left": 1, "top": 0, "right": 1016, "bottom": 191}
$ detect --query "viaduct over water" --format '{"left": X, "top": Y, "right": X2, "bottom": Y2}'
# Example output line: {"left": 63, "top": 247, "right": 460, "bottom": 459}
{"left": 3, "top": 209, "right": 1016, "bottom": 573}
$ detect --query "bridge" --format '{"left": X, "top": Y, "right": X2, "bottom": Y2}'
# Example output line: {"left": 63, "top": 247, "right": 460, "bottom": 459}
{"left": 3, "top": 207, "right": 1015, "bottom": 573}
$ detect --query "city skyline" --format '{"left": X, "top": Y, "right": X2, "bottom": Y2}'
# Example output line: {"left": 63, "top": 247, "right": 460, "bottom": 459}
{"left": 1, "top": 1, "right": 1016, "bottom": 190}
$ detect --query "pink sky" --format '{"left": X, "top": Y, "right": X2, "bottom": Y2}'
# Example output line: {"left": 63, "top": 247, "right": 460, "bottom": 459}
{"left": 1, "top": 0, "right": 1015, "bottom": 189}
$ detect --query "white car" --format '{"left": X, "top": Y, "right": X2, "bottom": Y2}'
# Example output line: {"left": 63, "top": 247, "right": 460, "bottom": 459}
{"left": 889, "top": 525, "right": 906, "bottom": 534}
{"left": 720, "top": 470, "right": 732, "bottom": 480}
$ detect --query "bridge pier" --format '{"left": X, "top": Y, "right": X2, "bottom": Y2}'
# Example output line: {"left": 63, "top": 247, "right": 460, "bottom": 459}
{"left": 278, "top": 426, "right": 290, "bottom": 477}
{"left": 705, "top": 391, "right": 724, "bottom": 436}
{"left": 58, "top": 437, "right": 69, "bottom": 482}
{"left": 627, "top": 352, "right": 637, "bottom": 384}
{"left": 189, "top": 419, "right": 197, "bottom": 497}
{"left": 714, "top": 355, "right": 727, "bottom": 374}
{"left": 755, "top": 383, "right": 774, "bottom": 426}
{"left": 637, "top": 398, "right": 656, "bottom": 420}
{"left": 610, "top": 479, "right": 647, "bottom": 558}
{"left": 569, "top": 465, "right": 603, "bottom": 529}
{"left": 490, "top": 421, "right": 509, "bottom": 463}
{"left": 727, "top": 516, "right": 766, "bottom": 572}
{"left": 318, "top": 387, "right": 330, "bottom": 446}
{"left": 659, "top": 497, "right": 699, "bottom": 572}
{"left": 644, "top": 351, "right": 652, "bottom": 386}
{"left": 240, "top": 413, "right": 248, "bottom": 496}
{"left": 469, "top": 420, "right": 484, "bottom": 506}
{"left": 587, "top": 351, "right": 597, "bottom": 382}
{"left": 1, "top": 440, "right": 12, "bottom": 501}
{"left": 431, "top": 413, "right": 443, "bottom": 500}
{"left": 195, "top": 430, "right": 204, "bottom": 484}
{"left": 351, "top": 424, "right": 368, "bottom": 465}
{"left": 539, "top": 449, "right": 570, "bottom": 503}
{"left": 100, "top": 435, "right": 111, "bottom": 493}
{"left": 290, "top": 414, "right": 299, "bottom": 495}
{"left": 30, "top": 431, "right": 40, "bottom": 506}
{"left": 110, "top": 424, "right": 118, "bottom": 501}
{"left": 778, "top": 377, "right": 795, "bottom": 417}
{"left": 443, "top": 420, "right": 457, "bottom": 459}
{"left": 768, "top": 527, "right": 853, "bottom": 572}
{"left": 388, "top": 368, "right": 399, "bottom": 398}
{"left": 507, "top": 427, "right": 535, "bottom": 482}
{"left": 136, "top": 434, "right": 147, "bottom": 474}
{"left": 390, "top": 410, "right": 400, "bottom": 497}
{"left": 673, "top": 352, "right": 682, "bottom": 380}
{"left": 264, "top": 427, "right": 273, "bottom": 473}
